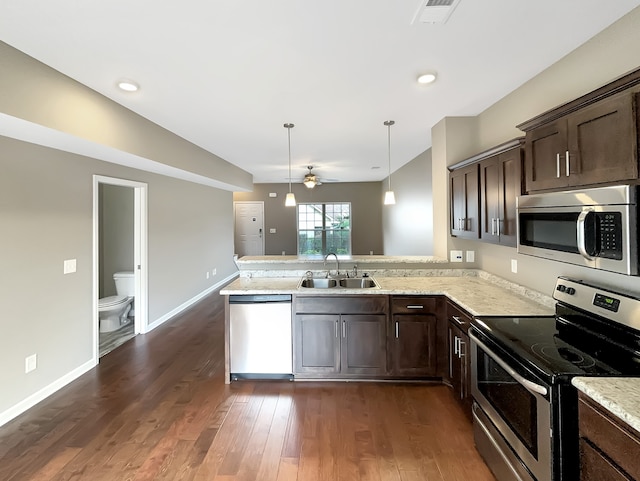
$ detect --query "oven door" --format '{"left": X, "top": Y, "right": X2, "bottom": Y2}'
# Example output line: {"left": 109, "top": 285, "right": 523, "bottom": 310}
{"left": 470, "top": 329, "right": 551, "bottom": 481}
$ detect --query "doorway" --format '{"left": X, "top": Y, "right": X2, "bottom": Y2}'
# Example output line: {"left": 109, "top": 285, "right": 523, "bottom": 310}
{"left": 93, "top": 175, "right": 148, "bottom": 361}
{"left": 234, "top": 201, "right": 265, "bottom": 256}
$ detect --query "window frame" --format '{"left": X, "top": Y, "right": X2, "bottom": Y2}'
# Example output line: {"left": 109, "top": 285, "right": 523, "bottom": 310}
{"left": 296, "top": 202, "right": 352, "bottom": 256}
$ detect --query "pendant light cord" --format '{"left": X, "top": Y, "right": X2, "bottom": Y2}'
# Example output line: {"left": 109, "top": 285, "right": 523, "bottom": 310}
{"left": 384, "top": 120, "right": 395, "bottom": 190}
{"left": 284, "top": 123, "right": 294, "bottom": 193}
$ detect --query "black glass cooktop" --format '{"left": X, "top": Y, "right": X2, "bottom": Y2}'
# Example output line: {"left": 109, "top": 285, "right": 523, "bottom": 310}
{"left": 473, "top": 315, "right": 640, "bottom": 383}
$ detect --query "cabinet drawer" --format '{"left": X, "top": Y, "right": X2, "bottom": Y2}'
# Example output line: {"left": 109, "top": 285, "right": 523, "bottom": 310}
{"left": 296, "top": 295, "right": 388, "bottom": 314}
{"left": 391, "top": 296, "right": 438, "bottom": 314}
{"left": 578, "top": 395, "right": 640, "bottom": 481}
{"left": 447, "top": 300, "right": 472, "bottom": 332}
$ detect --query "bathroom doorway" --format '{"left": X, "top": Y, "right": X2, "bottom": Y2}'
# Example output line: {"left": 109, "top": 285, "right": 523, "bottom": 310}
{"left": 93, "top": 176, "right": 148, "bottom": 361}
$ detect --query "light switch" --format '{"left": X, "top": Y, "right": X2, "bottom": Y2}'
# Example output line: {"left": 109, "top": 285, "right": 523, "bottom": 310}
{"left": 269, "top": 228, "right": 276, "bottom": 234}
{"left": 511, "top": 259, "right": 518, "bottom": 273}
{"left": 466, "top": 251, "right": 475, "bottom": 262}
{"left": 63, "top": 259, "right": 77, "bottom": 274}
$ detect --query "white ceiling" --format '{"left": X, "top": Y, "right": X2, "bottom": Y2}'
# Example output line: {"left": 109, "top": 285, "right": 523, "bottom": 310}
{"left": 1, "top": 0, "right": 640, "bottom": 185}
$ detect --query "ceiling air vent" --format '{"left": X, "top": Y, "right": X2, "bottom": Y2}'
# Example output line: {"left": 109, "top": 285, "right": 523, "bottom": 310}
{"left": 411, "top": 0, "right": 461, "bottom": 24}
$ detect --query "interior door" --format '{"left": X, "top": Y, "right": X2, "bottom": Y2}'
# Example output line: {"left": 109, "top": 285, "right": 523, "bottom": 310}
{"left": 234, "top": 202, "right": 264, "bottom": 256}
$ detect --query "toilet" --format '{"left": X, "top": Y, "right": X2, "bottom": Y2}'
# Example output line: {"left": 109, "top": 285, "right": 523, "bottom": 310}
{"left": 99, "top": 271, "right": 135, "bottom": 333}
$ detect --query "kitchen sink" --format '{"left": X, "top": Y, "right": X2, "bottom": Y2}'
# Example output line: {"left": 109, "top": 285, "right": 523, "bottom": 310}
{"left": 297, "top": 276, "right": 379, "bottom": 289}
{"left": 298, "top": 278, "right": 338, "bottom": 289}
{"left": 338, "top": 278, "right": 379, "bottom": 288}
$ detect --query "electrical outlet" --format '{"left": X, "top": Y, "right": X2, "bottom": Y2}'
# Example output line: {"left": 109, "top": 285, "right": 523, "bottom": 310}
{"left": 511, "top": 259, "right": 518, "bottom": 273}
{"left": 450, "top": 250, "right": 463, "bottom": 263}
{"left": 212, "top": 268, "right": 216, "bottom": 276}
{"left": 25, "top": 354, "right": 37, "bottom": 373}
{"left": 466, "top": 251, "right": 475, "bottom": 262}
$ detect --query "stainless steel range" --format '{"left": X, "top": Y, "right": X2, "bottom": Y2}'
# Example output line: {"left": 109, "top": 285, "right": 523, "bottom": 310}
{"left": 470, "top": 277, "right": 640, "bottom": 481}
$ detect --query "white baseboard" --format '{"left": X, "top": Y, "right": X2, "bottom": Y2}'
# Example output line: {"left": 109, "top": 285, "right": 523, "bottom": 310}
{"left": 0, "top": 359, "right": 96, "bottom": 428}
{"left": 145, "top": 272, "right": 238, "bottom": 333}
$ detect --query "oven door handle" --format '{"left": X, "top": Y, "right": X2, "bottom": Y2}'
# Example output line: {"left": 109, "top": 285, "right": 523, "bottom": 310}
{"left": 470, "top": 332, "right": 548, "bottom": 396}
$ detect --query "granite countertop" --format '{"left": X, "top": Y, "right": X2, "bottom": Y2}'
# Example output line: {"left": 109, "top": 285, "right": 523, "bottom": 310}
{"left": 572, "top": 377, "right": 640, "bottom": 433}
{"left": 220, "top": 275, "right": 554, "bottom": 317}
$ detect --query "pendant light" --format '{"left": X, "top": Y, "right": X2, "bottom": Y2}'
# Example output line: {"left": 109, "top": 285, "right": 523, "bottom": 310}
{"left": 284, "top": 123, "right": 296, "bottom": 206}
{"left": 383, "top": 120, "right": 396, "bottom": 205}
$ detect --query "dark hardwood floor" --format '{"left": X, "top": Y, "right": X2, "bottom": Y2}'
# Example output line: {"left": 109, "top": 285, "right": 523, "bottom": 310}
{"left": 0, "top": 290, "right": 496, "bottom": 481}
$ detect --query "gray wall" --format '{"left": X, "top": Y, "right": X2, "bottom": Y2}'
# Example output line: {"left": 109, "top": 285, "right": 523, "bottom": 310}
{"left": 234, "top": 182, "right": 384, "bottom": 255}
{"left": 0, "top": 135, "right": 236, "bottom": 418}
{"left": 99, "top": 184, "right": 134, "bottom": 297}
{"left": 432, "top": 6, "right": 640, "bottom": 295}
{"left": 382, "top": 149, "right": 434, "bottom": 255}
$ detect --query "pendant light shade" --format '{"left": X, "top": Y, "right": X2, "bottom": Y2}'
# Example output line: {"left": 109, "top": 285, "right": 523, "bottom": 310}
{"left": 383, "top": 120, "right": 396, "bottom": 205}
{"left": 284, "top": 123, "right": 296, "bottom": 207}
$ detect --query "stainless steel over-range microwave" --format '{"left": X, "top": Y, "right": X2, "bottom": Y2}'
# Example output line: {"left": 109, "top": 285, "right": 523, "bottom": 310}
{"left": 516, "top": 185, "right": 638, "bottom": 275}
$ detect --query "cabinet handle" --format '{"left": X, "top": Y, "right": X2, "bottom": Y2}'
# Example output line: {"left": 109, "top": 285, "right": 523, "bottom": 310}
{"left": 556, "top": 153, "right": 561, "bottom": 178}
{"left": 565, "top": 150, "right": 570, "bottom": 177}
{"left": 406, "top": 305, "right": 424, "bottom": 309}
{"left": 395, "top": 321, "right": 399, "bottom": 339}
{"left": 459, "top": 339, "right": 466, "bottom": 359}
{"left": 454, "top": 336, "right": 460, "bottom": 355}
{"left": 342, "top": 320, "right": 346, "bottom": 338}
{"left": 496, "top": 218, "right": 501, "bottom": 236}
{"left": 491, "top": 218, "right": 496, "bottom": 236}
{"left": 451, "top": 315, "right": 465, "bottom": 327}
{"left": 335, "top": 319, "right": 339, "bottom": 338}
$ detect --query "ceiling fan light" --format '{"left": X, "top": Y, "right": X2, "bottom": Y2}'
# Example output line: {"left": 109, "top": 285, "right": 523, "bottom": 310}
{"left": 304, "top": 179, "right": 316, "bottom": 188}
{"left": 384, "top": 190, "right": 396, "bottom": 205}
{"left": 285, "top": 192, "right": 297, "bottom": 206}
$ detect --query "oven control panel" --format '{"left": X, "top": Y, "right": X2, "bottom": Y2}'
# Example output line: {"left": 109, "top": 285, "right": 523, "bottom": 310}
{"left": 553, "top": 277, "right": 640, "bottom": 332}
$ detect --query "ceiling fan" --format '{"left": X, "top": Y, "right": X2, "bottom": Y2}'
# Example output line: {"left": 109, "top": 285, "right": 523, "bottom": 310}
{"left": 300, "top": 165, "right": 337, "bottom": 188}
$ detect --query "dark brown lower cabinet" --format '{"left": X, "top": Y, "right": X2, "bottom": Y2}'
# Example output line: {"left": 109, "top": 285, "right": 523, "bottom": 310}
{"left": 294, "top": 296, "right": 388, "bottom": 378}
{"left": 446, "top": 300, "right": 472, "bottom": 416}
{"left": 578, "top": 392, "right": 640, "bottom": 481}
{"left": 389, "top": 296, "right": 443, "bottom": 377}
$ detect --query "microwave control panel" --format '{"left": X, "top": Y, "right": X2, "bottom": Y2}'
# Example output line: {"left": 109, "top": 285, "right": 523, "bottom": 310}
{"left": 597, "top": 212, "right": 622, "bottom": 259}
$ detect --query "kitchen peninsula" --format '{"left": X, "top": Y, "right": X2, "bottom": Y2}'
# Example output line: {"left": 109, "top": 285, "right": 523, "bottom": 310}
{"left": 221, "top": 255, "right": 555, "bottom": 388}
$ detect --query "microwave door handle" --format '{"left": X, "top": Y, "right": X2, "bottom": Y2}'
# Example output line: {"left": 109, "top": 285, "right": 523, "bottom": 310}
{"left": 470, "top": 332, "right": 548, "bottom": 396}
{"left": 577, "top": 208, "right": 596, "bottom": 261}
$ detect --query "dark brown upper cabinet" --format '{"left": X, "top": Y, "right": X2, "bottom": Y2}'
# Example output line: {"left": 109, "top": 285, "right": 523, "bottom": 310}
{"left": 479, "top": 142, "right": 523, "bottom": 247}
{"left": 449, "top": 163, "right": 480, "bottom": 239}
{"left": 449, "top": 138, "right": 524, "bottom": 246}
{"left": 518, "top": 68, "right": 640, "bottom": 193}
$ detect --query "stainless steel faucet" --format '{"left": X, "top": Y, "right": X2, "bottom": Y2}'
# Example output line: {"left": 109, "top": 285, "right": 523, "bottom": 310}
{"left": 324, "top": 252, "right": 340, "bottom": 278}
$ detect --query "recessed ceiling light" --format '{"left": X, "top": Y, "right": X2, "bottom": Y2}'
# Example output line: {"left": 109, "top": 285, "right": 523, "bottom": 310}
{"left": 117, "top": 79, "right": 140, "bottom": 92}
{"left": 417, "top": 72, "right": 437, "bottom": 85}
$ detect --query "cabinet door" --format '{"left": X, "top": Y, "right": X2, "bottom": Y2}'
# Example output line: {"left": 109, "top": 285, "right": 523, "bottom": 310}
{"left": 341, "top": 314, "right": 387, "bottom": 376}
{"left": 524, "top": 119, "right": 569, "bottom": 192}
{"left": 479, "top": 155, "right": 501, "bottom": 243}
{"left": 392, "top": 314, "right": 437, "bottom": 376}
{"left": 448, "top": 322, "right": 463, "bottom": 399}
{"left": 294, "top": 314, "right": 340, "bottom": 375}
{"left": 568, "top": 91, "right": 638, "bottom": 186}
{"left": 497, "top": 147, "right": 521, "bottom": 246}
{"left": 579, "top": 439, "right": 629, "bottom": 481}
{"left": 450, "top": 164, "right": 480, "bottom": 239}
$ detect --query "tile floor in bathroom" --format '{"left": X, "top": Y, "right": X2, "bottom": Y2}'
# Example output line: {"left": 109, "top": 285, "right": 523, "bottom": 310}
{"left": 99, "top": 320, "right": 135, "bottom": 357}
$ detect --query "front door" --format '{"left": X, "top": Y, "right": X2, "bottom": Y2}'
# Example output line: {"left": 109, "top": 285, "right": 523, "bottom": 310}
{"left": 234, "top": 202, "right": 264, "bottom": 256}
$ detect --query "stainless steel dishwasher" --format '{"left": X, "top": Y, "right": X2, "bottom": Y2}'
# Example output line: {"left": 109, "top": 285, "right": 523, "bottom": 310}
{"left": 228, "top": 294, "right": 293, "bottom": 380}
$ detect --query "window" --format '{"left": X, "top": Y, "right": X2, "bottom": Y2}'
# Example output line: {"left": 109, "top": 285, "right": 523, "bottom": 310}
{"left": 297, "top": 203, "right": 351, "bottom": 256}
